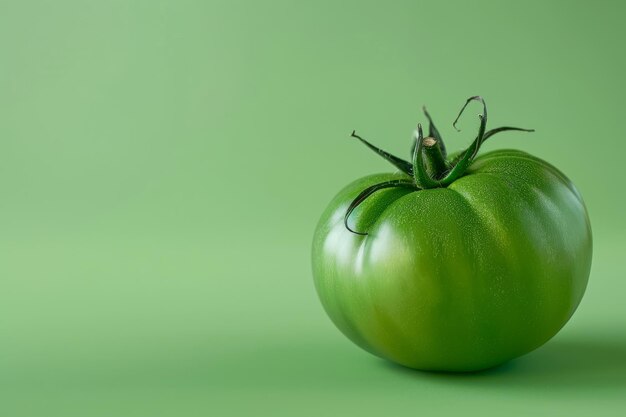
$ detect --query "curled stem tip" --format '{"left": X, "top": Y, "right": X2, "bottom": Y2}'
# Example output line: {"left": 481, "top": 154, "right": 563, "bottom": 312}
{"left": 453, "top": 96, "right": 485, "bottom": 131}
{"left": 344, "top": 179, "right": 417, "bottom": 235}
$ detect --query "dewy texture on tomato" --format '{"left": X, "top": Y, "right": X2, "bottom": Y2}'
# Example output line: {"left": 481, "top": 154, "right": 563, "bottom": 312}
{"left": 312, "top": 96, "right": 592, "bottom": 372}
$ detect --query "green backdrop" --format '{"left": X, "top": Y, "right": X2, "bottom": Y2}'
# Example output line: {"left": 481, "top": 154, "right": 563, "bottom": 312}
{"left": 1, "top": 1, "right": 625, "bottom": 416}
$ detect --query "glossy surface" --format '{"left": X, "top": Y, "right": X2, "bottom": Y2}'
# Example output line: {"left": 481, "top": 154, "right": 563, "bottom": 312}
{"left": 313, "top": 149, "right": 592, "bottom": 371}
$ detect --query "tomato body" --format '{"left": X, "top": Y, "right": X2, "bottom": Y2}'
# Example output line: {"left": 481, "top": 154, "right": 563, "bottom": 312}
{"left": 312, "top": 149, "right": 592, "bottom": 372}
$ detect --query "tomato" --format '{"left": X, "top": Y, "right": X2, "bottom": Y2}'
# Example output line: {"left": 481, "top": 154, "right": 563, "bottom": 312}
{"left": 312, "top": 97, "right": 592, "bottom": 372}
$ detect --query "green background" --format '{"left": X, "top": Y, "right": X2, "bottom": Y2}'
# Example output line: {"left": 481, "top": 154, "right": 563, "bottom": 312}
{"left": 1, "top": 1, "right": 625, "bottom": 416}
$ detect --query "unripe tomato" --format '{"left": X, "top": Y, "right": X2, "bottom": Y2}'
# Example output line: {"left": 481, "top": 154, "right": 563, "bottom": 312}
{"left": 312, "top": 97, "right": 592, "bottom": 372}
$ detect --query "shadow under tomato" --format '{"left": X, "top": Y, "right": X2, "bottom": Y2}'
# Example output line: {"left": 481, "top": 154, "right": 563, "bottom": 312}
{"left": 382, "top": 334, "right": 626, "bottom": 391}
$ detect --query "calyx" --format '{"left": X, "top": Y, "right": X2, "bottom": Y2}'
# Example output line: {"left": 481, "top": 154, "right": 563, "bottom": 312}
{"left": 345, "top": 96, "right": 534, "bottom": 235}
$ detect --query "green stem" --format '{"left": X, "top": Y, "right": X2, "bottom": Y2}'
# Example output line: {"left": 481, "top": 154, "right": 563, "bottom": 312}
{"left": 412, "top": 124, "right": 440, "bottom": 189}
{"left": 422, "top": 106, "right": 447, "bottom": 158}
{"left": 422, "top": 137, "right": 449, "bottom": 179}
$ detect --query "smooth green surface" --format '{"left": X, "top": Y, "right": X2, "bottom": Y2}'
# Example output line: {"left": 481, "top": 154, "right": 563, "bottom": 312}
{"left": 0, "top": 0, "right": 624, "bottom": 416}
{"left": 313, "top": 150, "right": 592, "bottom": 371}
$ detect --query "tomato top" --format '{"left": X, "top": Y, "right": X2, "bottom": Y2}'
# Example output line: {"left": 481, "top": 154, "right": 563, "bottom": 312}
{"left": 345, "top": 96, "right": 535, "bottom": 236}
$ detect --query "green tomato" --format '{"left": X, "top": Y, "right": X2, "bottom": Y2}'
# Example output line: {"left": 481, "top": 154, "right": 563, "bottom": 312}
{"left": 312, "top": 98, "right": 592, "bottom": 372}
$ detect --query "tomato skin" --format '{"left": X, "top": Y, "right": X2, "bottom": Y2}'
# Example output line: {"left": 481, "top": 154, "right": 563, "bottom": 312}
{"left": 312, "top": 149, "right": 592, "bottom": 372}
